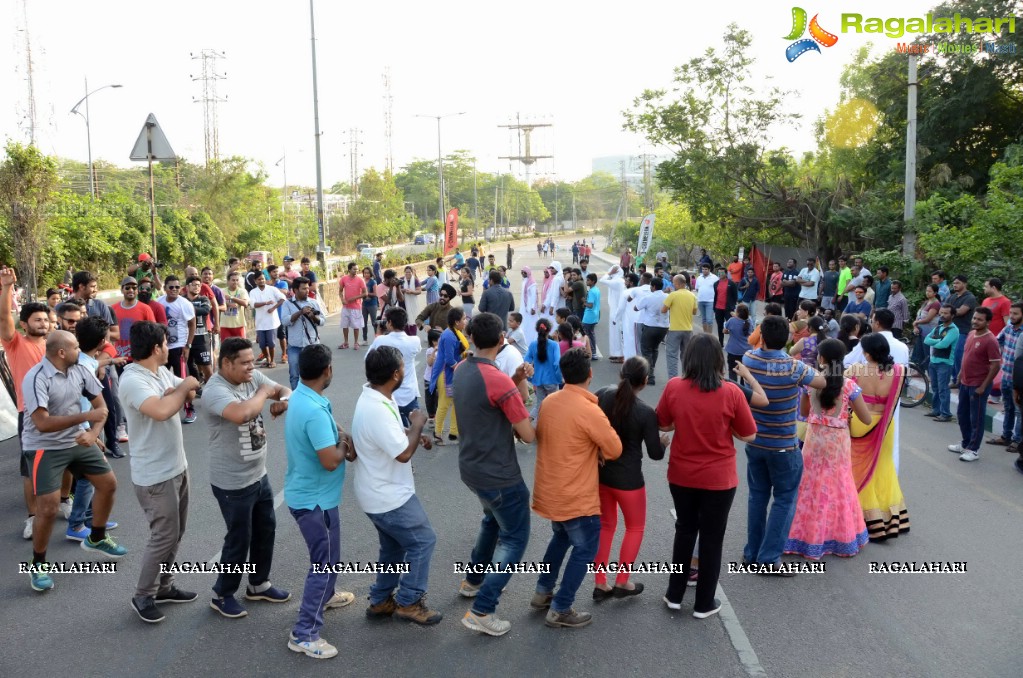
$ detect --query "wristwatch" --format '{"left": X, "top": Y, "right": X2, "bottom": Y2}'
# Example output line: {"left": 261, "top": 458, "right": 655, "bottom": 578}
{"left": 185, "top": 343, "right": 192, "bottom": 349}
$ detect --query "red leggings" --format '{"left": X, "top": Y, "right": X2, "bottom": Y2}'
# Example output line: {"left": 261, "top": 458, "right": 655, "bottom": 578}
{"left": 594, "top": 484, "right": 647, "bottom": 586}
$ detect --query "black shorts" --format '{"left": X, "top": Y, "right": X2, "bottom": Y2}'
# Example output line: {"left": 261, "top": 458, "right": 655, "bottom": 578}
{"left": 277, "top": 325, "right": 286, "bottom": 341}
{"left": 167, "top": 347, "right": 186, "bottom": 378}
{"left": 188, "top": 335, "right": 212, "bottom": 367}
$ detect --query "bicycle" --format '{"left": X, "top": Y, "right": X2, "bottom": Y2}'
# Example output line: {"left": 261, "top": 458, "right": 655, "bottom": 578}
{"left": 898, "top": 335, "right": 929, "bottom": 408}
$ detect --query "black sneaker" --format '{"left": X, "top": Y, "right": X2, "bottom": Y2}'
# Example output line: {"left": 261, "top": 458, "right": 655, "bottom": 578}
{"left": 155, "top": 586, "right": 198, "bottom": 604}
{"left": 448, "top": 434, "right": 458, "bottom": 443}
{"left": 132, "top": 596, "right": 166, "bottom": 623}
{"left": 211, "top": 595, "right": 248, "bottom": 618}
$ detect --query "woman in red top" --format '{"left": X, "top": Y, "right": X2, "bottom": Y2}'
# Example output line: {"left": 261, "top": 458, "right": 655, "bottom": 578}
{"left": 655, "top": 334, "right": 757, "bottom": 618}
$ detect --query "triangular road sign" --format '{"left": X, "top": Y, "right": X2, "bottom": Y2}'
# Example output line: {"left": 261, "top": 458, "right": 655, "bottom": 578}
{"left": 129, "top": 113, "right": 176, "bottom": 161}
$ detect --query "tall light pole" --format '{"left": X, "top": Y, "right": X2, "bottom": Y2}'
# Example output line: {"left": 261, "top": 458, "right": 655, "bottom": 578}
{"left": 70, "top": 79, "right": 122, "bottom": 200}
{"left": 276, "top": 152, "right": 289, "bottom": 253}
{"left": 416, "top": 112, "right": 465, "bottom": 223}
{"left": 309, "top": 0, "right": 327, "bottom": 259}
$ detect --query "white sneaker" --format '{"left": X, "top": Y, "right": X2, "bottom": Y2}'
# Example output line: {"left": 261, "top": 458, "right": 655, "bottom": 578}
{"left": 22, "top": 517, "right": 33, "bottom": 540}
{"left": 324, "top": 590, "right": 354, "bottom": 609}
{"left": 58, "top": 499, "right": 72, "bottom": 521}
{"left": 461, "top": 609, "right": 511, "bottom": 636}
{"left": 287, "top": 636, "right": 337, "bottom": 659}
{"left": 116, "top": 424, "right": 129, "bottom": 443}
{"left": 663, "top": 595, "right": 682, "bottom": 611}
{"left": 947, "top": 443, "right": 963, "bottom": 454}
{"left": 959, "top": 450, "right": 980, "bottom": 462}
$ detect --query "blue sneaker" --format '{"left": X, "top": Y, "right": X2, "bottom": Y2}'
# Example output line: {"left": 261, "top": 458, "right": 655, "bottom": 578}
{"left": 66, "top": 524, "right": 90, "bottom": 542}
{"left": 68, "top": 522, "right": 120, "bottom": 541}
{"left": 210, "top": 595, "right": 248, "bottom": 618}
{"left": 245, "top": 584, "right": 291, "bottom": 603}
{"left": 30, "top": 564, "right": 54, "bottom": 592}
{"left": 81, "top": 535, "right": 127, "bottom": 559}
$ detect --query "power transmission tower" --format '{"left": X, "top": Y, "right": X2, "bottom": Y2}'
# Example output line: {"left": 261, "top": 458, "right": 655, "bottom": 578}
{"left": 190, "top": 49, "right": 227, "bottom": 166}
{"left": 382, "top": 67, "right": 394, "bottom": 174}
{"left": 498, "top": 113, "right": 553, "bottom": 188}
{"left": 345, "top": 128, "right": 363, "bottom": 198}
{"left": 16, "top": 0, "right": 38, "bottom": 144}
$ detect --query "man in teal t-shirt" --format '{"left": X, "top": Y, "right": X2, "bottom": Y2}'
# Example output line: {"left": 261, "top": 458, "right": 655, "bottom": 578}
{"left": 283, "top": 344, "right": 355, "bottom": 660}
{"left": 582, "top": 273, "right": 601, "bottom": 360}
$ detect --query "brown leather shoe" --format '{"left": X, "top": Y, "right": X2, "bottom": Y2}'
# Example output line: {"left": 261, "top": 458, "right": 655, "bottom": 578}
{"left": 366, "top": 595, "right": 397, "bottom": 618}
{"left": 394, "top": 597, "right": 443, "bottom": 625}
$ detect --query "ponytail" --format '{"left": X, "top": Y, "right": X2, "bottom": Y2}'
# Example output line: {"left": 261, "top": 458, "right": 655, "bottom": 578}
{"left": 536, "top": 318, "right": 551, "bottom": 363}
{"left": 609, "top": 357, "right": 650, "bottom": 431}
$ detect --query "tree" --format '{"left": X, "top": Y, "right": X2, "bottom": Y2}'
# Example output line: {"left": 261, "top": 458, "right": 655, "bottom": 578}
{"left": 0, "top": 142, "right": 58, "bottom": 297}
{"left": 624, "top": 26, "right": 856, "bottom": 257}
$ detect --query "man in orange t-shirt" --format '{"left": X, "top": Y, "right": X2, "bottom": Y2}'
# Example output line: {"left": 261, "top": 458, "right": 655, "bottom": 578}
{"left": 727, "top": 255, "right": 744, "bottom": 284}
{"left": 532, "top": 347, "right": 622, "bottom": 628}
{"left": 1, "top": 266, "right": 50, "bottom": 534}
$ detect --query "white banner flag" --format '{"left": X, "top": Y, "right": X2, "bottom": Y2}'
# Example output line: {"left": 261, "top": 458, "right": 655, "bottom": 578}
{"left": 637, "top": 214, "right": 655, "bottom": 254}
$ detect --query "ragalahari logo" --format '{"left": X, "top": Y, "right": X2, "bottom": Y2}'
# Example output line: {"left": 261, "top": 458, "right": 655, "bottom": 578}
{"left": 784, "top": 7, "right": 839, "bottom": 62}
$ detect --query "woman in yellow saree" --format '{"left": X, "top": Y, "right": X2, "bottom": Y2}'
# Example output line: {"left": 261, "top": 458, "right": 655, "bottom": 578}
{"left": 847, "top": 334, "right": 909, "bottom": 541}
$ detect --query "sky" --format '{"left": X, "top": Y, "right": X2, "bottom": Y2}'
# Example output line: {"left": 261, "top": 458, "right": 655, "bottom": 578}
{"left": 2, "top": 0, "right": 945, "bottom": 189}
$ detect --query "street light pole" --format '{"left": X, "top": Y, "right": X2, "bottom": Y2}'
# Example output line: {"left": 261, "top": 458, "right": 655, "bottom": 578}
{"left": 309, "top": 0, "right": 327, "bottom": 259}
{"left": 70, "top": 79, "right": 123, "bottom": 200}
{"left": 416, "top": 112, "right": 465, "bottom": 224}
{"left": 276, "top": 152, "right": 288, "bottom": 253}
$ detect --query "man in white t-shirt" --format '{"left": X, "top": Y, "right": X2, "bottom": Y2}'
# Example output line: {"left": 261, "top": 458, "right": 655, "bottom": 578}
{"left": 366, "top": 307, "right": 422, "bottom": 426}
{"left": 157, "top": 275, "right": 198, "bottom": 423}
{"left": 797, "top": 258, "right": 822, "bottom": 304}
{"left": 247, "top": 275, "right": 286, "bottom": 368}
{"left": 351, "top": 344, "right": 440, "bottom": 626}
{"left": 492, "top": 334, "right": 531, "bottom": 404}
{"left": 694, "top": 264, "right": 716, "bottom": 334}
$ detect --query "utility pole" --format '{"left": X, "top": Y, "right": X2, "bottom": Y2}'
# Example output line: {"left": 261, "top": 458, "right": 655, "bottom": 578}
{"left": 498, "top": 113, "right": 553, "bottom": 188}
{"left": 345, "top": 128, "right": 362, "bottom": 198}
{"left": 472, "top": 160, "right": 479, "bottom": 239}
{"left": 619, "top": 160, "right": 629, "bottom": 222}
{"left": 493, "top": 179, "right": 499, "bottom": 242}
{"left": 308, "top": 0, "right": 327, "bottom": 257}
{"left": 902, "top": 55, "right": 918, "bottom": 257}
{"left": 382, "top": 66, "right": 394, "bottom": 174}
{"left": 554, "top": 181, "right": 559, "bottom": 235}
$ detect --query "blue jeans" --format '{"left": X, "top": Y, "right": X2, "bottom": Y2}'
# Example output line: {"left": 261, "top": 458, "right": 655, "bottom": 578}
{"left": 398, "top": 398, "right": 420, "bottom": 428}
{"left": 1002, "top": 376, "right": 1022, "bottom": 443}
{"left": 211, "top": 475, "right": 276, "bottom": 598}
{"left": 928, "top": 362, "right": 953, "bottom": 417}
{"left": 698, "top": 301, "right": 714, "bottom": 326}
{"left": 957, "top": 384, "right": 992, "bottom": 452}
{"left": 536, "top": 515, "right": 601, "bottom": 613}
{"left": 582, "top": 323, "right": 598, "bottom": 357}
{"left": 69, "top": 476, "right": 94, "bottom": 530}
{"left": 290, "top": 506, "right": 340, "bottom": 642}
{"left": 465, "top": 481, "right": 531, "bottom": 615}
{"left": 952, "top": 333, "right": 968, "bottom": 383}
{"left": 912, "top": 332, "right": 930, "bottom": 371}
{"left": 287, "top": 345, "right": 302, "bottom": 390}
{"left": 365, "top": 494, "right": 437, "bottom": 607}
{"left": 743, "top": 446, "right": 803, "bottom": 566}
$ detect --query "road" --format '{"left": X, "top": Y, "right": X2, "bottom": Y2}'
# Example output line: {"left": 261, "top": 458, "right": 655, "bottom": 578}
{"left": 0, "top": 237, "right": 1019, "bottom": 677}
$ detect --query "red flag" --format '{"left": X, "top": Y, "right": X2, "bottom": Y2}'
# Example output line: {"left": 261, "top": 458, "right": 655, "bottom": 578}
{"left": 444, "top": 208, "right": 459, "bottom": 255}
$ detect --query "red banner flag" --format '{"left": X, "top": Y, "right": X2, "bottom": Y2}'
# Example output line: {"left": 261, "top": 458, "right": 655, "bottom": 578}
{"left": 444, "top": 208, "right": 459, "bottom": 255}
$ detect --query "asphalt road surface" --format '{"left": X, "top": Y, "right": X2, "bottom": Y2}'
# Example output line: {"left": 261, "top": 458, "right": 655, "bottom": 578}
{"left": 0, "top": 238, "right": 1019, "bottom": 677}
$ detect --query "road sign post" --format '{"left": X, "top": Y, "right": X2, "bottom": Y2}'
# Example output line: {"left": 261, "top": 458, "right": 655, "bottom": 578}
{"left": 129, "top": 114, "right": 176, "bottom": 262}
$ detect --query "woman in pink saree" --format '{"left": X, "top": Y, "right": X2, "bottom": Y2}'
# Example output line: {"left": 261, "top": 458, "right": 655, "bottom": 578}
{"left": 847, "top": 334, "right": 909, "bottom": 541}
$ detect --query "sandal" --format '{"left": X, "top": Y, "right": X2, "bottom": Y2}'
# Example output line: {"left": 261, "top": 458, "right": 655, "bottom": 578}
{"left": 338, "top": 343, "right": 349, "bottom": 350}
{"left": 354, "top": 343, "right": 360, "bottom": 350}
{"left": 432, "top": 435, "right": 444, "bottom": 447}
{"left": 267, "top": 362, "right": 276, "bottom": 368}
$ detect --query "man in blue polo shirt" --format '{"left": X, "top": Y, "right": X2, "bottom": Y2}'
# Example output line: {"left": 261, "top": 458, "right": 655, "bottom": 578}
{"left": 741, "top": 316, "right": 825, "bottom": 574}
{"left": 284, "top": 344, "right": 355, "bottom": 659}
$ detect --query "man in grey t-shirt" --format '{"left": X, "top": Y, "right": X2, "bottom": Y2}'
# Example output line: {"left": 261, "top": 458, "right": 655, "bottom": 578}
{"left": 203, "top": 336, "right": 292, "bottom": 618}
{"left": 118, "top": 321, "right": 200, "bottom": 623}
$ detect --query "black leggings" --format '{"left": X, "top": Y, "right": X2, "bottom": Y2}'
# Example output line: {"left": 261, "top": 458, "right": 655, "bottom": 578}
{"left": 666, "top": 484, "right": 736, "bottom": 611}
{"left": 715, "top": 309, "right": 730, "bottom": 344}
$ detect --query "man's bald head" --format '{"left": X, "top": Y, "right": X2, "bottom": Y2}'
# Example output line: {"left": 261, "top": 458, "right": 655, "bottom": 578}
{"left": 184, "top": 266, "right": 199, "bottom": 278}
{"left": 46, "top": 329, "right": 77, "bottom": 356}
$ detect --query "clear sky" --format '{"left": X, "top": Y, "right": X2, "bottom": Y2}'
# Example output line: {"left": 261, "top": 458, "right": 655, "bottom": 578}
{"left": 3, "top": 0, "right": 942, "bottom": 188}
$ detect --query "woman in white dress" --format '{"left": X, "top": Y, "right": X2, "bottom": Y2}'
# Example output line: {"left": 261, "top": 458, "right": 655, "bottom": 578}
{"left": 520, "top": 266, "right": 540, "bottom": 346}
{"left": 401, "top": 266, "right": 423, "bottom": 337}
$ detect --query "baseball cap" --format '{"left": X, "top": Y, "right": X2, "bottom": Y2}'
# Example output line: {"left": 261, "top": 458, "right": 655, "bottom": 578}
{"left": 138, "top": 253, "right": 152, "bottom": 262}
{"left": 120, "top": 276, "right": 138, "bottom": 287}
{"left": 283, "top": 255, "right": 295, "bottom": 262}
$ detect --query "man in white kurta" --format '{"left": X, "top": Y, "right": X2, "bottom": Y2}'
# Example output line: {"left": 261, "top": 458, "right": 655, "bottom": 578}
{"left": 599, "top": 266, "right": 627, "bottom": 360}
{"left": 541, "top": 261, "right": 564, "bottom": 319}
{"left": 519, "top": 266, "right": 541, "bottom": 346}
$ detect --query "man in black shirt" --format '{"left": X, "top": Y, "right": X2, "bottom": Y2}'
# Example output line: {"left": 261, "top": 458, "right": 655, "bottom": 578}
{"left": 184, "top": 276, "right": 214, "bottom": 386}
{"left": 477, "top": 270, "right": 515, "bottom": 330}
{"left": 569, "top": 270, "right": 587, "bottom": 318}
{"left": 781, "top": 259, "right": 800, "bottom": 319}
{"left": 820, "top": 260, "right": 840, "bottom": 312}
{"left": 946, "top": 275, "right": 978, "bottom": 386}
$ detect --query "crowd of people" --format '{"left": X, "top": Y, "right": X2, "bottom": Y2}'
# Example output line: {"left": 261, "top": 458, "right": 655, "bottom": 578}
{"left": 2, "top": 238, "right": 1020, "bottom": 660}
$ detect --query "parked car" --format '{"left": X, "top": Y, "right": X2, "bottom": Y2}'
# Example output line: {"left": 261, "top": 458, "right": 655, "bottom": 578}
{"left": 359, "top": 247, "right": 383, "bottom": 259}
{"left": 355, "top": 242, "right": 372, "bottom": 252}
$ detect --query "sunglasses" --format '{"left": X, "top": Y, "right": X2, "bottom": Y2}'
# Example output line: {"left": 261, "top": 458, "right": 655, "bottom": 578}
{"left": 166, "top": 285, "right": 181, "bottom": 290}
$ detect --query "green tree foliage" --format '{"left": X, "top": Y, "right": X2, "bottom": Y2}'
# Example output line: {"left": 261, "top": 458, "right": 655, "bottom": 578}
{"left": 0, "top": 142, "right": 59, "bottom": 297}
